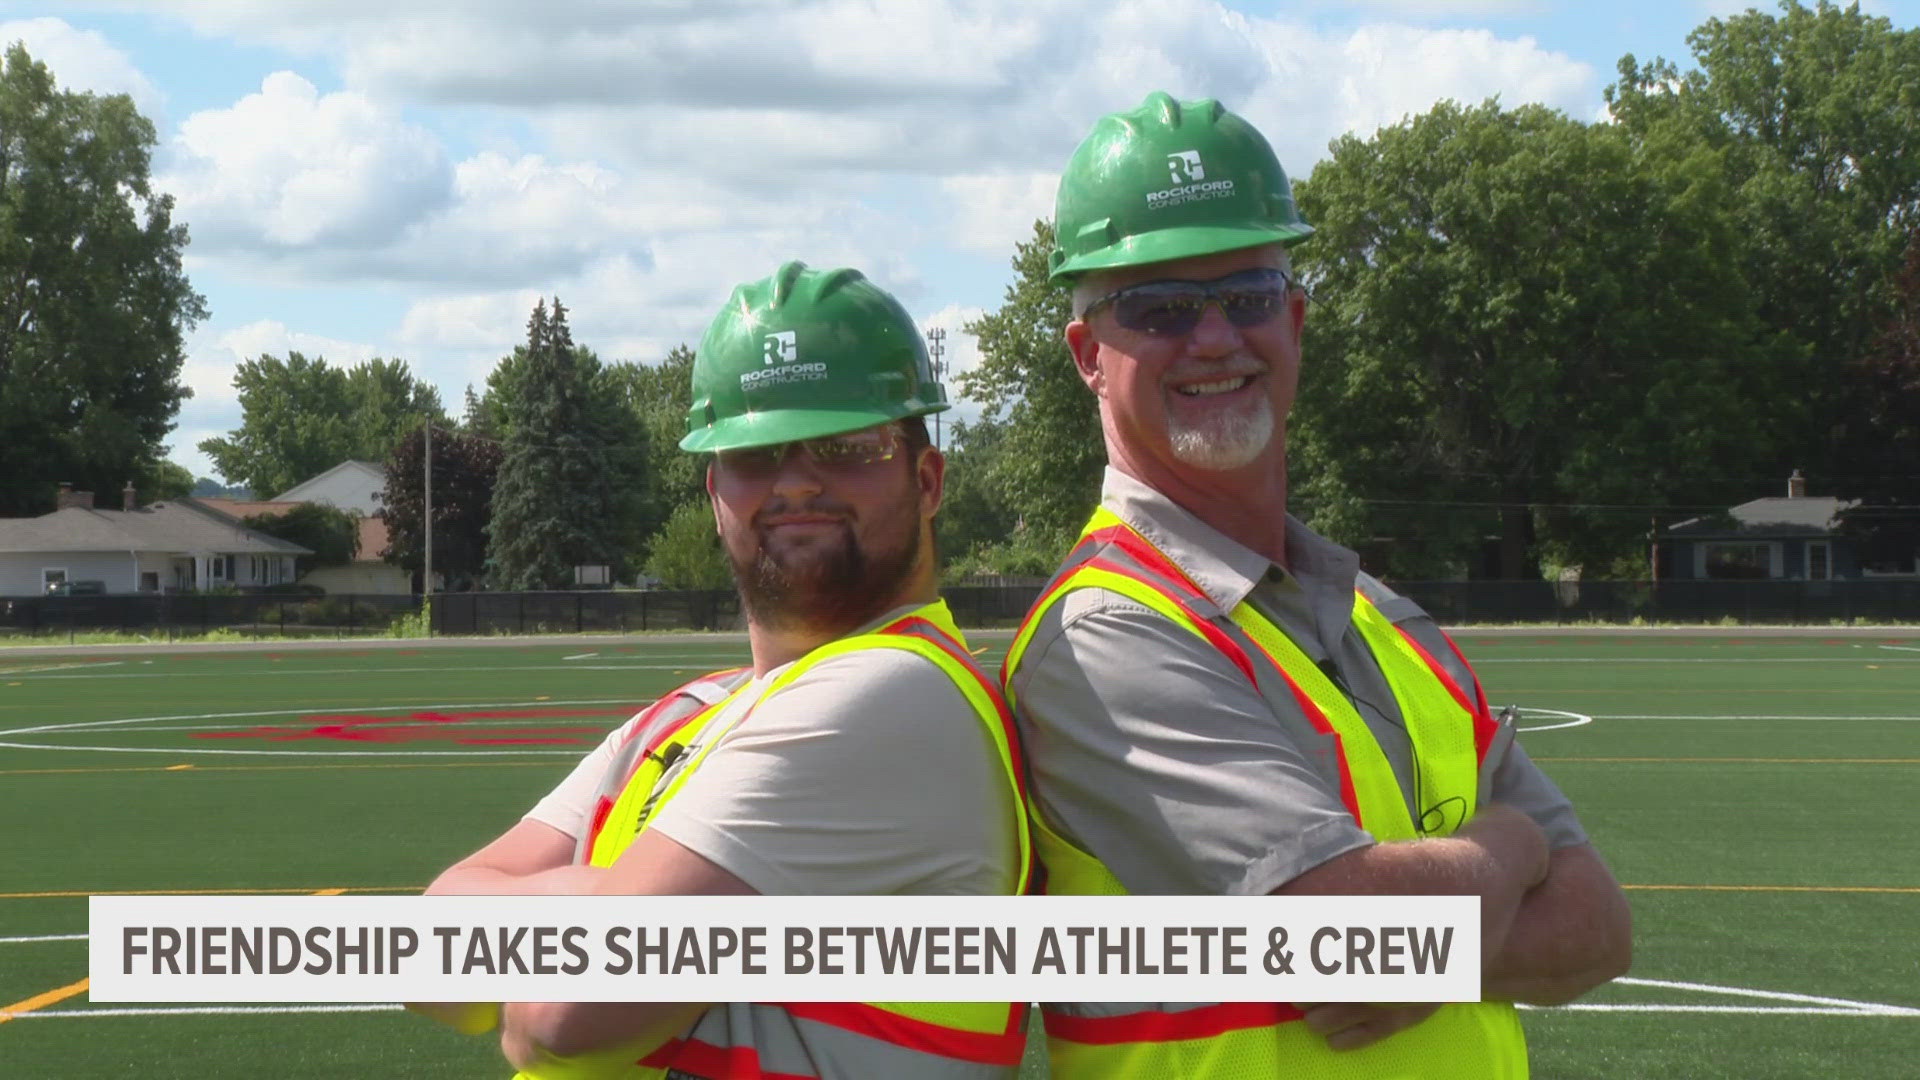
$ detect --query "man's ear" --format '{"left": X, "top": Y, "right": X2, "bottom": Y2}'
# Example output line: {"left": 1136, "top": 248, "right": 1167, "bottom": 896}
{"left": 1065, "top": 319, "right": 1104, "bottom": 396}
{"left": 704, "top": 462, "right": 720, "bottom": 536}
{"left": 917, "top": 445, "right": 946, "bottom": 517}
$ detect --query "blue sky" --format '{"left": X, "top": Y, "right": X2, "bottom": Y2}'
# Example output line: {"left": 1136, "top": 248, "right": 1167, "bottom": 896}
{"left": 8, "top": 1, "right": 1916, "bottom": 486}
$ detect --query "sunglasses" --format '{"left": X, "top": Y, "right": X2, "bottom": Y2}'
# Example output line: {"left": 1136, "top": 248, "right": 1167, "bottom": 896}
{"left": 716, "top": 426, "right": 902, "bottom": 478}
{"left": 1081, "top": 266, "right": 1297, "bottom": 337}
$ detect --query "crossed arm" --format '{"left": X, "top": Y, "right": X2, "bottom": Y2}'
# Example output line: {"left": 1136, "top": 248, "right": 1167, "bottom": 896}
{"left": 1277, "top": 805, "right": 1632, "bottom": 1048}
{"left": 416, "top": 819, "right": 756, "bottom": 1070}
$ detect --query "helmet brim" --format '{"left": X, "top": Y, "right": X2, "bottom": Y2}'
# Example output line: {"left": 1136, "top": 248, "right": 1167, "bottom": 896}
{"left": 1051, "top": 221, "right": 1314, "bottom": 283}
{"left": 680, "top": 402, "right": 951, "bottom": 454}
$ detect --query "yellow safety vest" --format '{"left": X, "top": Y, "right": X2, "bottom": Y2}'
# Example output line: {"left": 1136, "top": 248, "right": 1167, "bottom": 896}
{"left": 517, "top": 599, "right": 1032, "bottom": 1080}
{"left": 1003, "top": 510, "right": 1526, "bottom": 1080}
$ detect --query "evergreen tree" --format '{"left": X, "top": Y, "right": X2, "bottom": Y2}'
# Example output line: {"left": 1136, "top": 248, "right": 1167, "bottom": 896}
{"left": 484, "top": 299, "right": 646, "bottom": 589}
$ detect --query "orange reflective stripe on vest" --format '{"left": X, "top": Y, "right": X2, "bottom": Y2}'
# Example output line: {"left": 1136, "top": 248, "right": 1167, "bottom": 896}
{"left": 520, "top": 599, "right": 1029, "bottom": 1080}
{"left": 1004, "top": 510, "right": 1528, "bottom": 1079}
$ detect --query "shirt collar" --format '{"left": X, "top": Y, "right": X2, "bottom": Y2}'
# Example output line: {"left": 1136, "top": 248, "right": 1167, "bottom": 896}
{"left": 1098, "top": 466, "right": 1360, "bottom": 612}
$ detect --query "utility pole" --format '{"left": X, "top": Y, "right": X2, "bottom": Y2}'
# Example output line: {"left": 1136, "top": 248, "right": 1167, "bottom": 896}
{"left": 423, "top": 422, "right": 434, "bottom": 614}
{"left": 925, "top": 326, "right": 947, "bottom": 451}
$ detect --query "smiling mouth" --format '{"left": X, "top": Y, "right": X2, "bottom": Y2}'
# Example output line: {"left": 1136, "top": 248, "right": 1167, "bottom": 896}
{"left": 1175, "top": 375, "right": 1255, "bottom": 397}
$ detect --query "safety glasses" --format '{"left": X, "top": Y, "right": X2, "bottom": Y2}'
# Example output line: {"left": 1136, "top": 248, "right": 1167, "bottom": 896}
{"left": 716, "top": 425, "right": 901, "bottom": 479}
{"left": 1081, "top": 266, "right": 1297, "bottom": 336}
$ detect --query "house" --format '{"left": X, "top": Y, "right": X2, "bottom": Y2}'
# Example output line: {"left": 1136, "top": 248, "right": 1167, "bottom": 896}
{"left": 200, "top": 461, "right": 410, "bottom": 595}
{"left": 1661, "top": 471, "right": 1860, "bottom": 581}
{"left": 274, "top": 460, "right": 387, "bottom": 515}
{"left": 0, "top": 484, "right": 308, "bottom": 595}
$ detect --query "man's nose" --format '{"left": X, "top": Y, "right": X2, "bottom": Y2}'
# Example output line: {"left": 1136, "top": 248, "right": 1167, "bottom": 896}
{"left": 768, "top": 444, "right": 826, "bottom": 499}
{"left": 1185, "top": 301, "right": 1244, "bottom": 357}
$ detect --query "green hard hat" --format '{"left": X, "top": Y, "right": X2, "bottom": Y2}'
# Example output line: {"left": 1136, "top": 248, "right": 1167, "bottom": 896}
{"left": 680, "top": 261, "right": 948, "bottom": 453}
{"left": 1050, "top": 92, "right": 1313, "bottom": 283}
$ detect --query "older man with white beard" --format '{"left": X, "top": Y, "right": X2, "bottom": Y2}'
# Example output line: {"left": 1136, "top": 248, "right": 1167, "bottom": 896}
{"left": 1001, "top": 93, "right": 1632, "bottom": 1079}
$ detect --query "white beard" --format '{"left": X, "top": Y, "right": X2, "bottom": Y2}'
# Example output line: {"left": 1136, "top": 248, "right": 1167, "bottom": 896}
{"left": 1168, "top": 397, "right": 1274, "bottom": 470}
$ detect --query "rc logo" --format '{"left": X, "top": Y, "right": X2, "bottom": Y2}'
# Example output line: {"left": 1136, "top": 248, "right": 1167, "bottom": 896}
{"left": 1168, "top": 151, "right": 1204, "bottom": 184}
{"left": 763, "top": 330, "right": 797, "bottom": 365}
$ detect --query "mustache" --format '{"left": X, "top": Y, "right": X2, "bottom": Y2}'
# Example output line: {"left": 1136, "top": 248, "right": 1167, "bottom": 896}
{"left": 752, "top": 498, "right": 854, "bottom": 529}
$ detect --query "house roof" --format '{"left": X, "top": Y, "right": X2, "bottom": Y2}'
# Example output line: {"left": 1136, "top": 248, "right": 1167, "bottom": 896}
{"left": 274, "top": 460, "right": 386, "bottom": 505}
{"left": 0, "top": 499, "right": 311, "bottom": 556}
{"left": 197, "top": 498, "right": 304, "bottom": 519}
{"left": 1668, "top": 495, "right": 1856, "bottom": 538}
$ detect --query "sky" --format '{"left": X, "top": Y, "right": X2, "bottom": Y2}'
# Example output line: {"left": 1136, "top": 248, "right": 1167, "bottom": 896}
{"left": 8, "top": 0, "right": 1917, "bottom": 487}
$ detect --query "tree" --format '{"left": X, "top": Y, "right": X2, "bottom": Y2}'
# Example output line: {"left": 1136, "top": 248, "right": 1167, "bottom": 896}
{"left": 1607, "top": 1, "right": 1920, "bottom": 494}
{"left": 144, "top": 460, "right": 195, "bottom": 501}
{"left": 1289, "top": 99, "right": 1778, "bottom": 579}
{"left": 605, "top": 343, "right": 703, "bottom": 564}
{"left": 242, "top": 503, "right": 358, "bottom": 574}
{"left": 934, "top": 417, "right": 1053, "bottom": 576}
{"left": 378, "top": 421, "right": 504, "bottom": 592}
{"left": 642, "top": 501, "right": 732, "bottom": 589}
{"left": 485, "top": 298, "right": 648, "bottom": 590}
{"left": 0, "top": 43, "right": 206, "bottom": 516}
{"left": 1837, "top": 227, "right": 1920, "bottom": 572}
{"left": 198, "top": 353, "right": 443, "bottom": 497}
{"left": 954, "top": 219, "right": 1105, "bottom": 553}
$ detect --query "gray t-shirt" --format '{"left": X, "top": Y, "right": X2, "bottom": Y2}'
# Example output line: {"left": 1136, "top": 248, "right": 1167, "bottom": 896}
{"left": 527, "top": 606, "right": 1019, "bottom": 897}
{"left": 1007, "top": 468, "right": 1587, "bottom": 898}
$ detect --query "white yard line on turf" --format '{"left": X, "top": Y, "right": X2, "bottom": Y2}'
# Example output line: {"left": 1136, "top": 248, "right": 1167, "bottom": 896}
{"left": 1529, "top": 977, "right": 1920, "bottom": 1017}
{"left": 1477, "top": 657, "right": 1919, "bottom": 663}
{"left": 6, "top": 1004, "right": 403, "bottom": 1019}
{"left": 6, "top": 664, "right": 734, "bottom": 680}
{"left": 0, "top": 934, "right": 85, "bottom": 944}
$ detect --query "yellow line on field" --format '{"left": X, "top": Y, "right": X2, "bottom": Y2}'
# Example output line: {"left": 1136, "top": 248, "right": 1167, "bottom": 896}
{"left": 1, "top": 886, "right": 418, "bottom": 899}
{"left": 1536, "top": 756, "right": 1920, "bottom": 764}
{"left": 0, "top": 760, "right": 560, "bottom": 777}
{"left": 0, "top": 978, "right": 89, "bottom": 1024}
{"left": 1625, "top": 884, "right": 1920, "bottom": 894}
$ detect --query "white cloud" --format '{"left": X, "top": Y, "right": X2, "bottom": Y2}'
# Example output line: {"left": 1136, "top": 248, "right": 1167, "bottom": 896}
{"left": 1340, "top": 0, "right": 1550, "bottom": 14}
{"left": 1322, "top": 25, "right": 1592, "bottom": 137}
{"left": 938, "top": 172, "right": 1060, "bottom": 257}
{"left": 161, "top": 71, "right": 452, "bottom": 250}
{"left": 129, "top": 0, "right": 1599, "bottom": 478}
{"left": 0, "top": 17, "right": 164, "bottom": 120}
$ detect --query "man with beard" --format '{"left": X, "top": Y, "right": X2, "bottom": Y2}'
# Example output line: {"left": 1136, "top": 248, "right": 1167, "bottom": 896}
{"left": 1001, "top": 93, "right": 1631, "bottom": 1077}
{"left": 414, "top": 262, "right": 1031, "bottom": 1080}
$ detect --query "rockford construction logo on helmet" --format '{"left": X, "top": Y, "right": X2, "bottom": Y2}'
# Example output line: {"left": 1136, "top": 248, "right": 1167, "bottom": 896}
{"left": 1146, "top": 150, "right": 1235, "bottom": 210}
{"left": 740, "top": 330, "right": 828, "bottom": 390}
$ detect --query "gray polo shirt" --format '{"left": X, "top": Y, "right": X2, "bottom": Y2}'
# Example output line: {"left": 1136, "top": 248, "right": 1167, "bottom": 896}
{"left": 528, "top": 603, "right": 1020, "bottom": 897}
{"left": 1006, "top": 468, "right": 1587, "bottom": 897}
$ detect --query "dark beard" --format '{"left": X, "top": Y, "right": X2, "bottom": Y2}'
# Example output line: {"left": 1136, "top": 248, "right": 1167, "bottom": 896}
{"left": 733, "top": 513, "right": 922, "bottom": 639}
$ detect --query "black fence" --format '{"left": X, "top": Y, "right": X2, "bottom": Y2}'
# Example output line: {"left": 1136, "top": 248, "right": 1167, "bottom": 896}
{"left": 1, "top": 592, "right": 422, "bottom": 641}
{"left": 4, "top": 579, "right": 1916, "bottom": 641}
{"left": 1398, "top": 577, "right": 1920, "bottom": 625}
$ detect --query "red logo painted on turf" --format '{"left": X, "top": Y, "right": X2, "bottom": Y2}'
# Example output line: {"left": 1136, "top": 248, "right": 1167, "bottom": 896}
{"left": 194, "top": 707, "right": 635, "bottom": 746}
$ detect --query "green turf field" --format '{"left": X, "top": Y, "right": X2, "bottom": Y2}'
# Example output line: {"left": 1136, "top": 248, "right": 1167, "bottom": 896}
{"left": 2, "top": 631, "right": 1916, "bottom": 1078}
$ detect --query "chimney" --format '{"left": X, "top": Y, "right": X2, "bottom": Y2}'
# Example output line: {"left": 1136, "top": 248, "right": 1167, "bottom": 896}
{"left": 55, "top": 483, "right": 94, "bottom": 511}
{"left": 1787, "top": 469, "right": 1807, "bottom": 499}
{"left": 123, "top": 481, "right": 137, "bottom": 511}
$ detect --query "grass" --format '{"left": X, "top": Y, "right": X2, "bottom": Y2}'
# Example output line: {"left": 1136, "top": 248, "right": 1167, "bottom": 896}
{"left": 2, "top": 631, "right": 1917, "bottom": 1078}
